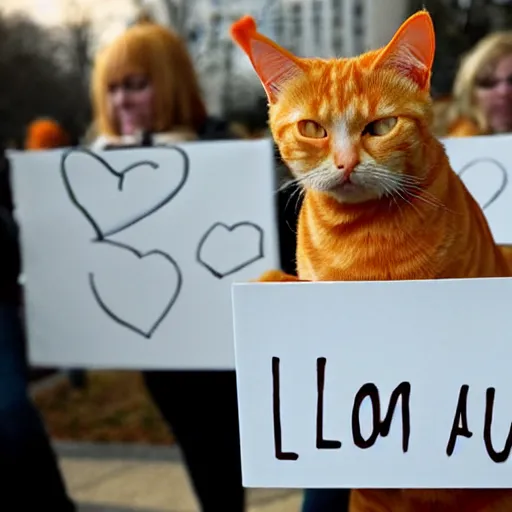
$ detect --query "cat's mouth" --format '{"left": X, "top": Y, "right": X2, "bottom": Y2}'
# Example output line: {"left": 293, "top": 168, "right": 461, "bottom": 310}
{"left": 299, "top": 166, "right": 383, "bottom": 203}
{"left": 332, "top": 179, "right": 359, "bottom": 193}
{"left": 327, "top": 173, "right": 368, "bottom": 196}
{"left": 324, "top": 174, "right": 382, "bottom": 204}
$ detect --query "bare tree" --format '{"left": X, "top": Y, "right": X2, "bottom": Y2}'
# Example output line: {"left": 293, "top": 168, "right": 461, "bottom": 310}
{"left": 59, "top": 16, "right": 95, "bottom": 136}
{"left": 0, "top": 12, "right": 92, "bottom": 146}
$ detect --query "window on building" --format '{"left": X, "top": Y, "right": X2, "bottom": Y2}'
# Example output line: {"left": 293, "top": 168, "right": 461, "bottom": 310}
{"left": 353, "top": 0, "right": 365, "bottom": 54}
{"left": 331, "top": 0, "right": 343, "bottom": 55}
{"left": 333, "top": 36, "right": 343, "bottom": 55}
{"left": 273, "top": 4, "right": 284, "bottom": 42}
{"left": 332, "top": 0, "right": 343, "bottom": 23}
{"left": 292, "top": 3, "right": 302, "bottom": 38}
{"left": 313, "top": 0, "right": 322, "bottom": 46}
{"left": 290, "top": 2, "right": 302, "bottom": 54}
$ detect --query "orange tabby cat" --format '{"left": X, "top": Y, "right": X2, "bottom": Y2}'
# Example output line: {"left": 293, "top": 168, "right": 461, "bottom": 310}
{"left": 231, "top": 10, "right": 512, "bottom": 512}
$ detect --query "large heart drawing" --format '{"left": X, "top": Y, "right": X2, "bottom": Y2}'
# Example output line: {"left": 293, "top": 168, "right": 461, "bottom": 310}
{"left": 458, "top": 158, "right": 508, "bottom": 211}
{"left": 61, "top": 146, "right": 189, "bottom": 239}
{"left": 196, "top": 221, "right": 264, "bottom": 279}
{"left": 88, "top": 239, "right": 182, "bottom": 338}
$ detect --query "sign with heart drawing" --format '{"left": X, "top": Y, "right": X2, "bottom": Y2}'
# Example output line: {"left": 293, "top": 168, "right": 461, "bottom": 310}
{"left": 442, "top": 133, "right": 512, "bottom": 244}
{"left": 9, "top": 140, "right": 279, "bottom": 369}
{"left": 60, "top": 146, "right": 190, "bottom": 240}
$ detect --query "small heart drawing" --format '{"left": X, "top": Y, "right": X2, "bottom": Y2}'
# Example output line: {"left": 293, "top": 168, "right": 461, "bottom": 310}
{"left": 61, "top": 146, "right": 189, "bottom": 239}
{"left": 458, "top": 158, "right": 508, "bottom": 211}
{"left": 88, "top": 240, "right": 182, "bottom": 338}
{"left": 196, "top": 221, "right": 264, "bottom": 279}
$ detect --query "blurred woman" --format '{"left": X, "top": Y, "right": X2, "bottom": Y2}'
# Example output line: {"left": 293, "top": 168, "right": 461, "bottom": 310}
{"left": 445, "top": 31, "right": 512, "bottom": 137}
{"left": 91, "top": 21, "right": 228, "bottom": 149}
{"left": 89, "top": 18, "right": 244, "bottom": 511}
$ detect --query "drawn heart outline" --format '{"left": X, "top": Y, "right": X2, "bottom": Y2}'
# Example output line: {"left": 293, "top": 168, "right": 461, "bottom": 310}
{"left": 88, "top": 239, "right": 183, "bottom": 338}
{"left": 196, "top": 221, "right": 264, "bottom": 279}
{"left": 60, "top": 146, "right": 189, "bottom": 240}
{"left": 457, "top": 157, "right": 508, "bottom": 211}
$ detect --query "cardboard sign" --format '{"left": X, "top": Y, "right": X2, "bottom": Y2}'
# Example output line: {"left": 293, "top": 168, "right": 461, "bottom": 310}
{"left": 10, "top": 139, "right": 279, "bottom": 369}
{"left": 232, "top": 278, "right": 512, "bottom": 488}
{"left": 443, "top": 133, "right": 512, "bottom": 244}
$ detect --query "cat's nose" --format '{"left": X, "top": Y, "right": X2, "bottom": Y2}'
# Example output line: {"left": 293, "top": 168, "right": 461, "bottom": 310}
{"left": 334, "top": 150, "right": 359, "bottom": 175}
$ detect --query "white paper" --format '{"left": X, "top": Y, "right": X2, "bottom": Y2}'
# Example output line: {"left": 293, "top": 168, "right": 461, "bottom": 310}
{"left": 443, "top": 133, "right": 512, "bottom": 244}
{"left": 232, "top": 278, "right": 512, "bottom": 488}
{"left": 10, "top": 139, "right": 279, "bottom": 369}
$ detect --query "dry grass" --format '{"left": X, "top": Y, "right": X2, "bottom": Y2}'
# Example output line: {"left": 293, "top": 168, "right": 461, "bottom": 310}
{"left": 33, "top": 370, "right": 174, "bottom": 445}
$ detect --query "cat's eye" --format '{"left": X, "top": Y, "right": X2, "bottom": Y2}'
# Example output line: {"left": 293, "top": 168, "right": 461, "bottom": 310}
{"left": 363, "top": 117, "right": 398, "bottom": 136}
{"left": 298, "top": 120, "right": 327, "bottom": 139}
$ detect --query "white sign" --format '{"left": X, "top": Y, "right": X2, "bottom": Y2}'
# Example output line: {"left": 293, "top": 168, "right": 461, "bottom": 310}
{"left": 443, "top": 133, "right": 512, "bottom": 244}
{"left": 232, "top": 278, "right": 512, "bottom": 488}
{"left": 10, "top": 139, "right": 279, "bottom": 369}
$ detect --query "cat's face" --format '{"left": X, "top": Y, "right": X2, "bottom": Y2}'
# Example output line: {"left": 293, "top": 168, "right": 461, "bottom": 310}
{"left": 267, "top": 57, "right": 434, "bottom": 204}
{"left": 231, "top": 12, "right": 436, "bottom": 205}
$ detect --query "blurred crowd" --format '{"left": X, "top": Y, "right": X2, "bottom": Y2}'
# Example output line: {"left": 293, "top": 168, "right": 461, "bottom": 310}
{"left": 1, "top": 7, "right": 512, "bottom": 512}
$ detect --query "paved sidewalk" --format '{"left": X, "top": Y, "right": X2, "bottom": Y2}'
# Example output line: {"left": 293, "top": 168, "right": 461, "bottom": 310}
{"left": 55, "top": 442, "right": 302, "bottom": 512}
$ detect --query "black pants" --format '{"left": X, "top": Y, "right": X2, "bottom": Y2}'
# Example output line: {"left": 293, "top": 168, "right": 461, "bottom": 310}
{"left": 143, "top": 370, "right": 245, "bottom": 511}
{"left": 0, "top": 304, "right": 75, "bottom": 510}
{"left": 301, "top": 489, "right": 351, "bottom": 511}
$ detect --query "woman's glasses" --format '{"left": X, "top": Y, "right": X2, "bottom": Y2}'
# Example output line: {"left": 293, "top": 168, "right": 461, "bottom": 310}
{"left": 475, "top": 75, "right": 512, "bottom": 90}
{"left": 108, "top": 75, "right": 149, "bottom": 94}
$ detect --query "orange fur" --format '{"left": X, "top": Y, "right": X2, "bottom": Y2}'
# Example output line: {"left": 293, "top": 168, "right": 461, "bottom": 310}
{"left": 253, "top": 269, "right": 304, "bottom": 283}
{"left": 231, "top": 9, "right": 512, "bottom": 512}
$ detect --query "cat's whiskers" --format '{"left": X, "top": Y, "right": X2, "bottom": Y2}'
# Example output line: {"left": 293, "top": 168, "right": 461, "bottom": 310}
{"left": 289, "top": 184, "right": 306, "bottom": 214}
{"left": 280, "top": 180, "right": 304, "bottom": 214}
{"left": 358, "top": 165, "right": 424, "bottom": 187}
{"left": 379, "top": 180, "right": 443, "bottom": 270}
{"left": 279, "top": 169, "right": 327, "bottom": 214}
{"left": 356, "top": 164, "right": 457, "bottom": 215}
{"left": 298, "top": 165, "right": 339, "bottom": 192}
{"left": 379, "top": 180, "right": 402, "bottom": 212}
{"left": 355, "top": 165, "right": 413, "bottom": 199}
{"left": 279, "top": 164, "right": 455, "bottom": 218}
{"left": 278, "top": 168, "right": 323, "bottom": 195}
{"left": 367, "top": 163, "right": 456, "bottom": 214}
{"left": 391, "top": 185, "right": 427, "bottom": 219}
{"left": 277, "top": 177, "right": 302, "bottom": 193}
{"left": 396, "top": 182, "right": 456, "bottom": 214}
{"left": 355, "top": 165, "right": 443, "bottom": 220}
{"left": 364, "top": 168, "right": 425, "bottom": 215}
{"left": 392, "top": 183, "right": 444, "bottom": 217}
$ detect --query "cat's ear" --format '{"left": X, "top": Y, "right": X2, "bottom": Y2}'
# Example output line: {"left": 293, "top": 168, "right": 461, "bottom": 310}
{"left": 373, "top": 10, "right": 435, "bottom": 90}
{"left": 230, "top": 16, "right": 305, "bottom": 103}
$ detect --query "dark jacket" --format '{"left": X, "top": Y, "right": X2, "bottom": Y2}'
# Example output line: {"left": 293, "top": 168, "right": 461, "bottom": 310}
{"left": 0, "top": 148, "right": 21, "bottom": 304}
{"left": 276, "top": 174, "right": 301, "bottom": 276}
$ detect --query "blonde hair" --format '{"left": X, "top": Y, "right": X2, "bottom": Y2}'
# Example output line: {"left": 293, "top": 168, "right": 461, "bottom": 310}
{"left": 91, "top": 21, "right": 207, "bottom": 136}
{"left": 451, "top": 31, "right": 512, "bottom": 134}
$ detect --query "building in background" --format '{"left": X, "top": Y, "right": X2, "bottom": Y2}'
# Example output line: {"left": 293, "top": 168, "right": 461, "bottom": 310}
{"left": 0, "top": 0, "right": 412, "bottom": 116}
{"left": 7, "top": 0, "right": 505, "bottom": 125}
{"left": 144, "top": 0, "right": 409, "bottom": 57}
{"left": 141, "top": 0, "right": 410, "bottom": 113}
{"left": 262, "top": 0, "right": 409, "bottom": 58}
